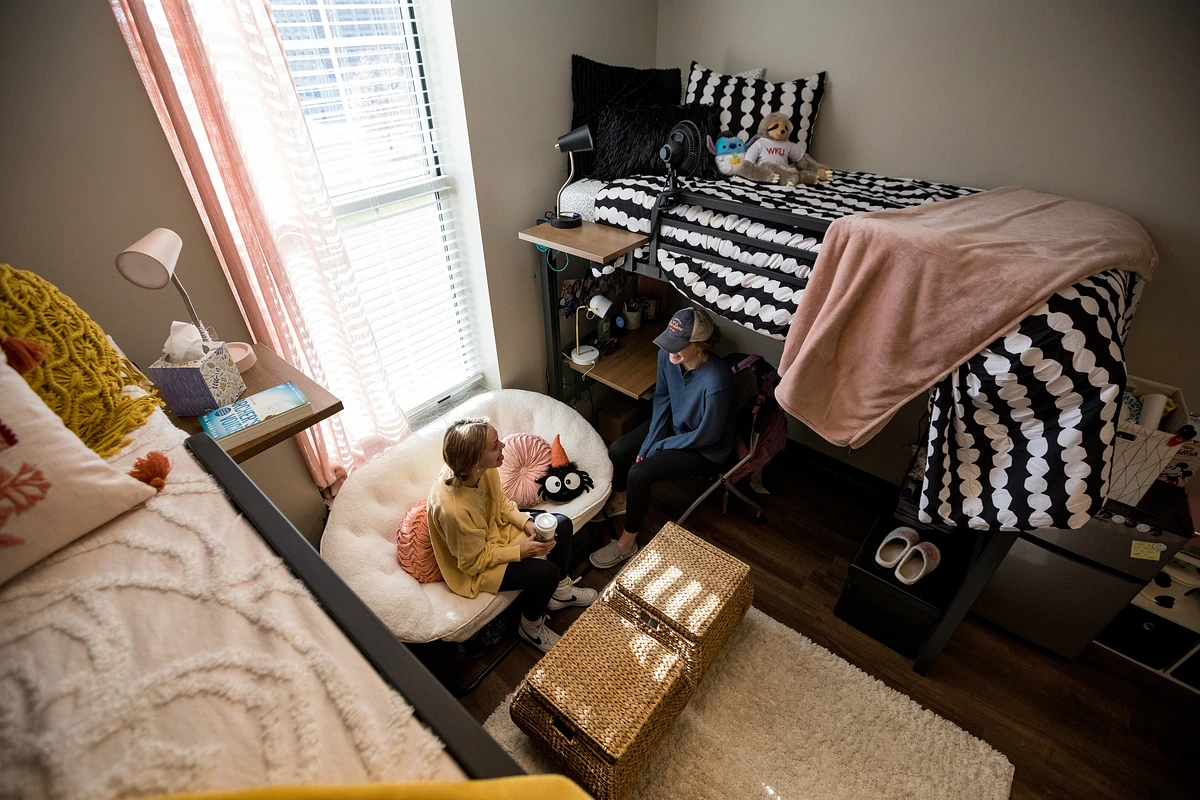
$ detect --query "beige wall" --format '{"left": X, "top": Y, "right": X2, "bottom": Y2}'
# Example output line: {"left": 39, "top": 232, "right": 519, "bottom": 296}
{"left": 449, "top": 0, "right": 661, "bottom": 391}
{"left": 0, "top": 0, "right": 327, "bottom": 541}
{"left": 658, "top": 0, "right": 1200, "bottom": 486}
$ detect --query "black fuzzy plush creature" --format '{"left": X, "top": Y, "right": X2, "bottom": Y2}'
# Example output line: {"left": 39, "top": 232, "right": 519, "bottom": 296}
{"left": 537, "top": 434, "right": 594, "bottom": 503}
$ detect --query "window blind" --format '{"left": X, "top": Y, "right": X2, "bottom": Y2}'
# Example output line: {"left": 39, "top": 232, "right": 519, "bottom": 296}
{"left": 270, "top": 0, "right": 481, "bottom": 412}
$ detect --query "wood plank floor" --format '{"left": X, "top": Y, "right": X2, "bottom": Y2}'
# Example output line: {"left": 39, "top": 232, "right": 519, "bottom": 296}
{"left": 456, "top": 449, "right": 1200, "bottom": 799}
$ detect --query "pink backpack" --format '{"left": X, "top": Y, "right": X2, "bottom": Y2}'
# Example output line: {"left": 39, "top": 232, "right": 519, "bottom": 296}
{"left": 724, "top": 353, "right": 788, "bottom": 495}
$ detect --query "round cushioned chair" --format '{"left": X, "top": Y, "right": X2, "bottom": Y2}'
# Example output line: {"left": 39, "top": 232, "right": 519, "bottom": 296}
{"left": 321, "top": 389, "right": 612, "bottom": 643}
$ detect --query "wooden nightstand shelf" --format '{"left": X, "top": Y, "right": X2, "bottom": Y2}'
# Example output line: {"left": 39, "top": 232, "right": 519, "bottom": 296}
{"left": 519, "top": 221, "right": 647, "bottom": 264}
{"left": 168, "top": 343, "right": 343, "bottom": 463}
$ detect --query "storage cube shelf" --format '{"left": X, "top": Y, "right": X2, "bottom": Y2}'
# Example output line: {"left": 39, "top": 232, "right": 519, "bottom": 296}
{"left": 1097, "top": 551, "right": 1200, "bottom": 694}
{"left": 1096, "top": 604, "right": 1199, "bottom": 670}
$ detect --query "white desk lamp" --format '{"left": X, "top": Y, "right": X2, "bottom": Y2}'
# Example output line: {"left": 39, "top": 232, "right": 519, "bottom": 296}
{"left": 571, "top": 294, "right": 613, "bottom": 366}
{"left": 115, "top": 228, "right": 212, "bottom": 343}
{"left": 115, "top": 228, "right": 257, "bottom": 371}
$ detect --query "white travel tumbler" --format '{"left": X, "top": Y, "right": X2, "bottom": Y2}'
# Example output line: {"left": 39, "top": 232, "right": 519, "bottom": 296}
{"left": 533, "top": 513, "right": 557, "bottom": 560}
{"left": 534, "top": 513, "right": 558, "bottom": 541}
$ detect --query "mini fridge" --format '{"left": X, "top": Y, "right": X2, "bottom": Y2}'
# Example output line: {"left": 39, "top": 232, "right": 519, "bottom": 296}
{"left": 971, "top": 482, "right": 1194, "bottom": 658}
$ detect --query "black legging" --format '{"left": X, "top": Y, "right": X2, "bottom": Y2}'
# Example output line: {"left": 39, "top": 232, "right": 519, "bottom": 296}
{"left": 497, "top": 512, "right": 573, "bottom": 622}
{"left": 610, "top": 420, "right": 720, "bottom": 535}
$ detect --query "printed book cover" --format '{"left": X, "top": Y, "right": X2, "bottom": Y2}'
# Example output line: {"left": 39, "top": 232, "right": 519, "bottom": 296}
{"left": 199, "top": 381, "right": 311, "bottom": 441}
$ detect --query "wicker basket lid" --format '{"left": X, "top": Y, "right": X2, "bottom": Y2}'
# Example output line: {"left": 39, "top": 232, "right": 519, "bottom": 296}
{"left": 525, "top": 603, "right": 686, "bottom": 760}
{"left": 611, "top": 523, "right": 750, "bottom": 639}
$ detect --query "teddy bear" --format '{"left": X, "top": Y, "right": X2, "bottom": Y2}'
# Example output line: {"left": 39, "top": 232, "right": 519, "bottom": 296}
{"left": 741, "top": 112, "right": 832, "bottom": 186}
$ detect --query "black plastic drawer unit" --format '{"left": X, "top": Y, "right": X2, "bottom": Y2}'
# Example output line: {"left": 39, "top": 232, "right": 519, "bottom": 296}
{"left": 835, "top": 514, "right": 975, "bottom": 659}
{"left": 1096, "top": 604, "right": 1200, "bottom": 670}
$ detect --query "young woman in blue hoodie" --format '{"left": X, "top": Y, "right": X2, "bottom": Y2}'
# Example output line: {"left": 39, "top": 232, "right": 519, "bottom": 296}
{"left": 590, "top": 307, "right": 736, "bottom": 569}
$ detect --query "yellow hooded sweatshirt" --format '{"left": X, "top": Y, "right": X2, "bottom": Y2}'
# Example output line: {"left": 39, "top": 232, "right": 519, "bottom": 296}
{"left": 427, "top": 466, "right": 530, "bottom": 598}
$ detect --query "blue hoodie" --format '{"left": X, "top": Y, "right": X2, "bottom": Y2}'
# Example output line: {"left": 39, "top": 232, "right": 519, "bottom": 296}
{"left": 639, "top": 350, "right": 736, "bottom": 463}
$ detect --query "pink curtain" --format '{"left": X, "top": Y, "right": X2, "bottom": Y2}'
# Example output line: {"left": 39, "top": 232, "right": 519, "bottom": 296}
{"left": 111, "top": 0, "right": 411, "bottom": 492}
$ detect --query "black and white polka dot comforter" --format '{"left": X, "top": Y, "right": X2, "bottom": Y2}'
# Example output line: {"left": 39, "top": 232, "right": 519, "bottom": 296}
{"left": 594, "top": 173, "right": 1144, "bottom": 530}
{"left": 596, "top": 172, "right": 976, "bottom": 338}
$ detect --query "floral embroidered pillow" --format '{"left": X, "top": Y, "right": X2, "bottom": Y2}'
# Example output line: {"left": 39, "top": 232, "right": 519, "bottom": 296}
{"left": 0, "top": 354, "right": 156, "bottom": 585}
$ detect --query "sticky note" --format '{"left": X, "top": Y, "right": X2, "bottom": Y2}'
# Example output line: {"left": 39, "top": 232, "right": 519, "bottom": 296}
{"left": 1130, "top": 541, "right": 1161, "bottom": 561}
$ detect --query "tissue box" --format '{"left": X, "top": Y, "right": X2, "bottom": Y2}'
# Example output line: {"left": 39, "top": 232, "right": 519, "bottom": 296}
{"left": 149, "top": 341, "right": 246, "bottom": 416}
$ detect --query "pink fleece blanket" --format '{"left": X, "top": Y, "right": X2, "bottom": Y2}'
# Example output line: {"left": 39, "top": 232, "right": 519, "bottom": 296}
{"left": 776, "top": 186, "right": 1158, "bottom": 447}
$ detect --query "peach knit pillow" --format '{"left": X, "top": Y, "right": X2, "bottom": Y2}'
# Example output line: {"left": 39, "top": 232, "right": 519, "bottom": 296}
{"left": 498, "top": 432, "right": 552, "bottom": 507}
{"left": 395, "top": 501, "right": 442, "bottom": 583}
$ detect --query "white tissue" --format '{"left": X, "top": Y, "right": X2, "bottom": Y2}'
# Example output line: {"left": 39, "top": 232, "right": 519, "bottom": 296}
{"left": 163, "top": 320, "right": 204, "bottom": 362}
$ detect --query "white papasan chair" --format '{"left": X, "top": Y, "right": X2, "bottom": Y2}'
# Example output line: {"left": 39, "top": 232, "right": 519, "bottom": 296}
{"left": 321, "top": 389, "right": 612, "bottom": 643}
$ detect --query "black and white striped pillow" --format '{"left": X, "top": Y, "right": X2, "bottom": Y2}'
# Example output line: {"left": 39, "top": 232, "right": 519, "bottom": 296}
{"left": 685, "top": 62, "right": 825, "bottom": 152}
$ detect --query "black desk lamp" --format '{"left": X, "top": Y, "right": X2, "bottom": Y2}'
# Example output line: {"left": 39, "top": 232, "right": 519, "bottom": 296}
{"left": 551, "top": 125, "right": 593, "bottom": 228}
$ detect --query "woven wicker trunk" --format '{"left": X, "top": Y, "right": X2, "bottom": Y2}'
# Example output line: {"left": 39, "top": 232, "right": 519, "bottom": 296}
{"left": 603, "top": 522, "right": 754, "bottom": 684}
{"left": 510, "top": 602, "right": 694, "bottom": 799}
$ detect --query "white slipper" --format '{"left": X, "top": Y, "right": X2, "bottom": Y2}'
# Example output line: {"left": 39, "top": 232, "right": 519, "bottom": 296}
{"left": 875, "top": 526, "right": 919, "bottom": 569}
{"left": 895, "top": 541, "right": 941, "bottom": 585}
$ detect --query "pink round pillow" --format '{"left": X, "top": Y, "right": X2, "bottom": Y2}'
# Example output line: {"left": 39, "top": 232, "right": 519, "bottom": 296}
{"left": 396, "top": 501, "right": 442, "bottom": 583}
{"left": 498, "top": 432, "right": 552, "bottom": 507}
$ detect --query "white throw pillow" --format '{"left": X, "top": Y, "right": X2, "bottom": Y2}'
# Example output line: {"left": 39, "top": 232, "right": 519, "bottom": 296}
{"left": 0, "top": 354, "right": 156, "bottom": 584}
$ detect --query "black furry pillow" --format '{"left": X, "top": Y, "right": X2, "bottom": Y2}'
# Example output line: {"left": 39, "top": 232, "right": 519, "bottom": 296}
{"left": 590, "top": 104, "right": 722, "bottom": 181}
{"left": 571, "top": 55, "right": 681, "bottom": 177}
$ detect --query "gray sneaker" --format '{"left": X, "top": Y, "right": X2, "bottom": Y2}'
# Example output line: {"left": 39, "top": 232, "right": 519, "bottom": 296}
{"left": 589, "top": 540, "right": 638, "bottom": 569}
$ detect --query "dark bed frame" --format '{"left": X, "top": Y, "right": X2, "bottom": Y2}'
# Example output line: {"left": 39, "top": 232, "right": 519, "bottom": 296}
{"left": 185, "top": 433, "right": 523, "bottom": 780}
{"left": 643, "top": 180, "right": 830, "bottom": 291}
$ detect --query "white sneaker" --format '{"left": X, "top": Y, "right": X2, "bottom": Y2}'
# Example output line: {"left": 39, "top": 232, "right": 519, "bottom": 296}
{"left": 519, "top": 614, "right": 561, "bottom": 653}
{"left": 547, "top": 577, "right": 599, "bottom": 611}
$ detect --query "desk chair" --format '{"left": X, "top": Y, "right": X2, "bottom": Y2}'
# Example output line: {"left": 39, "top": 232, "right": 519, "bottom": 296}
{"left": 677, "top": 354, "right": 784, "bottom": 526}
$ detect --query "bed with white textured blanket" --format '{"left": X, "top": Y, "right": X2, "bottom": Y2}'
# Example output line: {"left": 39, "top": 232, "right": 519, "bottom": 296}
{"left": 0, "top": 403, "right": 465, "bottom": 798}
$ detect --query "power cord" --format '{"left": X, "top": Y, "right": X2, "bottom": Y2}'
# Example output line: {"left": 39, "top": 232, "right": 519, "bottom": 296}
{"left": 534, "top": 214, "right": 569, "bottom": 276}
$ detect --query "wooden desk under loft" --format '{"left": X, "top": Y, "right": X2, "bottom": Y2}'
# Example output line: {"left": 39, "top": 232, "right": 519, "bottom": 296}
{"left": 564, "top": 324, "right": 660, "bottom": 400}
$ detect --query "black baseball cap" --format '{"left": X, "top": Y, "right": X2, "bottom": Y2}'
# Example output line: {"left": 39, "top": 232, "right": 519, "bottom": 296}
{"left": 653, "top": 307, "right": 715, "bottom": 353}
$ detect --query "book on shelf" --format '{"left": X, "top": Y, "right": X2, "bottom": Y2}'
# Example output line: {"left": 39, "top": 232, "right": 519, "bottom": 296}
{"left": 198, "top": 381, "right": 312, "bottom": 451}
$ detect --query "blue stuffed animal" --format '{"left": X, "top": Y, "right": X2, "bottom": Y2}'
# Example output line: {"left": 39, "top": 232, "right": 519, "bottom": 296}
{"left": 706, "top": 130, "right": 748, "bottom": 177}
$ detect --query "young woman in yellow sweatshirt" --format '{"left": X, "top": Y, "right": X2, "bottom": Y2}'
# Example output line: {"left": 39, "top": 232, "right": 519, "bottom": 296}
{"left": 427, "top": 418, "right": 597, "bottom": 653}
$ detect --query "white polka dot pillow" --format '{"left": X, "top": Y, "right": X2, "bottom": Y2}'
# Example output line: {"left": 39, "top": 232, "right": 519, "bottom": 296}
{"left": 685, "top": 61, "right": 826, "bottom": 152}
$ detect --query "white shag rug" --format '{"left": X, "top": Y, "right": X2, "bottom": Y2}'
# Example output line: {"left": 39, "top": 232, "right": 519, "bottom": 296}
{"left": 485, "top": 608, "right": 1014, "bottom": 799}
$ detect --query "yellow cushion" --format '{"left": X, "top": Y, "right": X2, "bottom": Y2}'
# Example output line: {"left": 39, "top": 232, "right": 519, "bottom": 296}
{"left": 0, "top": 264, "right": 161, "bottom": 457}
{"left": 134, "top": 776, "right": 591, "bottom": 800}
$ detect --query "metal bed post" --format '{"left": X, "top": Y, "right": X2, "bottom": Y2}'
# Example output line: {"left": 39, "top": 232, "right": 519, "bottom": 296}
{"left": 912, "top": 530, "right": 1019, "bottom": 675}
{"left": 539, "top": 240, "right": 564, "bottom": 401}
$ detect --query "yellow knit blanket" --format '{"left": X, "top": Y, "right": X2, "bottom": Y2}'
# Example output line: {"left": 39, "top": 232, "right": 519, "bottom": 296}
{"left": 0, "top": 264, "right": 162, "bottom": 458}
{"left": 137, "top": 777, "right": 590, "bottom": 800}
